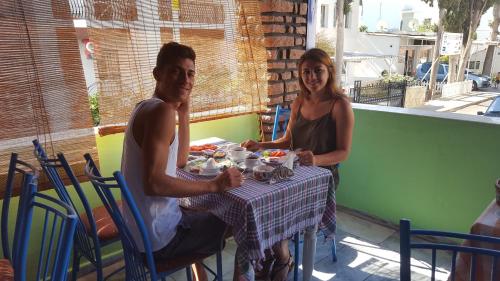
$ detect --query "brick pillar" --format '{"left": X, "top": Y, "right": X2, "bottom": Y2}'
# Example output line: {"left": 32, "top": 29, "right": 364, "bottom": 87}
{"left": 260, "top": 0, "right": 308, "bottom": 141}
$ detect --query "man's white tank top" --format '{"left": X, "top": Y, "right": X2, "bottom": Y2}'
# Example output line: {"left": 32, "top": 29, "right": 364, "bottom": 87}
{"left": 121, "top": 97, "right": 182, "bottom": 252}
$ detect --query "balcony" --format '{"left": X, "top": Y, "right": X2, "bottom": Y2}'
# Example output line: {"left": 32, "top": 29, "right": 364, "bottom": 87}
{"left": 72, "top": 104, "right": 499, "bottom": 280}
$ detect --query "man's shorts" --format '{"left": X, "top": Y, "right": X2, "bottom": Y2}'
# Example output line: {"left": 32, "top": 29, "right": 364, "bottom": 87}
{"left": 152, "top": 208, "right": 227, "bottom": 260}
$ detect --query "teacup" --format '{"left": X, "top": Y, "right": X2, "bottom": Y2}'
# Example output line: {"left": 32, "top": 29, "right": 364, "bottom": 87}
{"left": 229, "top": 147, "right": 247, "bottom": 161}
{"left": 252, "top": 165, "right": 274, "bottom": 181}
{"left": 244, "top": 157, "right": 261, "bottom": 169}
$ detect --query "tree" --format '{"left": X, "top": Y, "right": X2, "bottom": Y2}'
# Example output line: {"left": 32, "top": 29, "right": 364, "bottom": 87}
{"left": 335, "top": 0, "right": 345, "bottom": 88}
{"left": 457, "top": 0, "right": 498, "bottom": 81}
{"left": 421, "top": 0, "right": 447, "bottom": 99}
{"left": 359, "top": 25, "right": 368, "bottom": 32}
{"left": 316, "top": 31, "right": 335, "bottom": 56}
{"left": 332, "top": 0, "right": 353, "bottom": 88}
{"left": 482, "top": 3, "right": 500, "bottom": 76}
{"left": 417, "top": 18, "right": 438, "bottom": 32}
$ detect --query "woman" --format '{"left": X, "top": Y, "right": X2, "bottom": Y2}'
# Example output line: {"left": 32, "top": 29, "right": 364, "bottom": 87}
{"left": 241, "top": 48, "right": 354, "bottom": 281}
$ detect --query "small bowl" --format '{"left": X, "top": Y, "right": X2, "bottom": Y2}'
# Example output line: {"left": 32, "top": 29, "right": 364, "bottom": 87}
{"left": 252, "top": 165, "right": 274, "bottom": 181}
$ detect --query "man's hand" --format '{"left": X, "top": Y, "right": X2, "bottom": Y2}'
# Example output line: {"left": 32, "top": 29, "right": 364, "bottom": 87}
{"left": 297, "top": 150, "right": 315, "bottom": 166}
{"left": 240, "top": 140, "right": 261, "bottom": 152}
{"left": 212, "top": 167, "right": 242, "bottom": 192}
{"left": 177, "top": 100, "right": 190, "bottom": 116}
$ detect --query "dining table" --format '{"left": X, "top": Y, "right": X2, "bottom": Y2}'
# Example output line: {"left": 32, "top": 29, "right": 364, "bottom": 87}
{"left": 177, "top": 138, "right": 335, "bottom": 281}
{"left": 453, "top": 199, "right": 500, "bottom": 281}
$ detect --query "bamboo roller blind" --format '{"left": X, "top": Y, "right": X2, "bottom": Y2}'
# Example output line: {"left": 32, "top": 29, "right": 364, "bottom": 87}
{"left": 0, "top": 0, "right": 267, "bottom": 194}
{"left": 82, "top": 0, "right": 268, "bottom": 129}
{"left": 0, "top": 0, "right": 99, "bottom": 194}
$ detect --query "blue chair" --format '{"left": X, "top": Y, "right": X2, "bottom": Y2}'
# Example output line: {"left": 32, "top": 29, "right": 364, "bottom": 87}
{"left": 33, "top": 139, "right": 122, "bottom": 281}
{"left": 16, "top": 183, "right": 78, "bottom": 281}
{"left": 271, "top": 104, "right": 291, "bottom": 141}
{"left": 272, "top": 104, "right": 338, "bottom": 263}
{"left": 1, "top": 153, "right": 39, "bottom": 279}
{"left": 83, "top": 153, "right": 223, "bottom": 281}
{"left": 400, "top": 219, "right": 500, "bottom": 281}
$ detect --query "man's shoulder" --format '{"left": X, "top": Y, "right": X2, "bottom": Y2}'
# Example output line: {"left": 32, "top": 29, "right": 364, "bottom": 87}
{"left": 141, "top": 98, "right": 175, "bottom": 119}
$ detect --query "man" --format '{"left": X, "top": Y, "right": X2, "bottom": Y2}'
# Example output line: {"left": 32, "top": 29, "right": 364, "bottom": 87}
{"left": 121, "top": 42, "right": 244, "bottom": 280}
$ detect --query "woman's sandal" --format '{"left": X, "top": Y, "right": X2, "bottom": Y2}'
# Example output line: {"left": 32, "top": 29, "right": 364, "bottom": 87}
{"left": 255, "top": 255, "right": 275, "bottom": 280}
{"left": 270, "top": 252, "right": 294, "bottom": 281}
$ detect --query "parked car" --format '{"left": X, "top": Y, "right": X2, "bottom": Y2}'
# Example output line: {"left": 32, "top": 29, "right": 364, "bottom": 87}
{"left": 465, "top": 70, "right": 491, "bottom": 90}
{"left": 416, "top": 62, "right": 491, "bottom": 90}
{"left": 416, "top": 62, "right": 447, "bottom": 82}
{"left": 477, "top": 96, "right": 500, "bottom": 117}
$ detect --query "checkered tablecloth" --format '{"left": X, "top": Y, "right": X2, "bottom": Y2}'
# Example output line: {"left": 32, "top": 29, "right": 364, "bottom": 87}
{"left": 177, "top": 165, "right": 334, "bottom": 263}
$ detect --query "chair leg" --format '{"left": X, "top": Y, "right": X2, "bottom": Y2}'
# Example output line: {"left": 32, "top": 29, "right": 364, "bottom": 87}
{"left": 186, "top": 266, "right": 193, "bottom": 281}
{"left": 71, "top": 251, "right": 81, "bottom": 281}
{"left": 216, "top": 251, "right": 223, "bottom": 281}
{"left": 293, "top": 233, "right": 300, "bottom": 281}
{"left": 331, "top": 237, "right": 337, "bottom": 262}
{"left": 96, "top": 255, "right": 104, "bottom": 281}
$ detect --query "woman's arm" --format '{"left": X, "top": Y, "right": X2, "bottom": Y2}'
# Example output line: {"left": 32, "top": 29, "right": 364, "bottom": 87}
{"left": 242, "top": 99, "right": 301, "bottom": 151}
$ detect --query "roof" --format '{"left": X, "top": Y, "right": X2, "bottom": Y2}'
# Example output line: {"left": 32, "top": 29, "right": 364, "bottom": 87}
{"left": 341, "top": 52, "right": 398, "bottom": 62}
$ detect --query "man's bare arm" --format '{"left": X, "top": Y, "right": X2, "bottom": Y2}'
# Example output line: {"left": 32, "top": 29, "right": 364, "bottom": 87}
{"left": 141, "top": 103, "right": 219, "bottom": 197}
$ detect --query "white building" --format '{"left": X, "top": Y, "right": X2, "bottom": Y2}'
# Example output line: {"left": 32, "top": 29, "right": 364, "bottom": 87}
{"left": 315, "top": 0, "right": 435, "bottom": 86}
{"left": 469, "top": 43, "right": 500, "bottom": 76}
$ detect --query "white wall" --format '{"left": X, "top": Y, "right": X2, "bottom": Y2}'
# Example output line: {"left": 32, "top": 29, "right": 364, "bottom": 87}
{"left": 316, "top": 0, "right": 360, "bottom": 36}
{"left": 344, "top": 33, "right": 402, "bottom": 85}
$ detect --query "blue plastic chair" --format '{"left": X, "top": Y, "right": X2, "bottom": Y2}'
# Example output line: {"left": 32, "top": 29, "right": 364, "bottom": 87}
{"left": 33, "top": 139, "right": 122, "bottom": 280}
{"left": 400, "top": 219, "right": 500, "bottom": 281}
{"left": 83, "top": 153, "right": 223, "bottom": 281}
{"left": 1, "top": 153, "right": 38, "bottom": 269}
{"left": 272, "top": 105, "right": 338, "bottom": 263}
{"left": 271, "top": 104, "right": 291, "bottom": 141}
{"left": 16, "top": 183, "right": 78, "bottom": 281}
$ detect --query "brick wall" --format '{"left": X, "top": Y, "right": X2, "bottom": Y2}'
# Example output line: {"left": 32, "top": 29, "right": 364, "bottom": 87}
{"left": 260, "top": 0, "right": 308, "bottom": 140}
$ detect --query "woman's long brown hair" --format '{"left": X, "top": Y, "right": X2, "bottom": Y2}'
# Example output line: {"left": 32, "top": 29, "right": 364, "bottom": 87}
{"left": 297, "top": 48, "right": 344, "bottom": 100}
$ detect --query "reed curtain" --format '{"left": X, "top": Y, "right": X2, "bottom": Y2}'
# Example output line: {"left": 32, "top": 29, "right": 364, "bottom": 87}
{"left": 0, "top": 0, "right": 267, "bottom": 193}
{"left": 0, "top": 0, "right": 98, "bottom": 194}
{"left": 81, "top": 0, "right": 268, "bottom": 134}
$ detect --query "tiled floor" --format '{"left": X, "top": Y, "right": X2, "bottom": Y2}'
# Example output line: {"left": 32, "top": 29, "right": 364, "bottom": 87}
{"left": 78, "top": 208, "right": 452, "bottom": 281}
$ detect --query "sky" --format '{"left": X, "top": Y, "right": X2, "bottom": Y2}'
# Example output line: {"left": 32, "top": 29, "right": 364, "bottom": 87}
{"left": 360, "top": 0, "right": 494, "bottom": 40}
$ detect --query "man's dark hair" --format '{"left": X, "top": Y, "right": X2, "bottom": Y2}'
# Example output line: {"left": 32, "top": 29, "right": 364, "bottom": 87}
{"left": 156, "top": 42, "right": 196, "bottom": 70}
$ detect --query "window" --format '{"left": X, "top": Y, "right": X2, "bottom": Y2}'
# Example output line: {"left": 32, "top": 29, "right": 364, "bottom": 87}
{"left": 438, "top": 65, "right": 445, "bottom": 74}
{"left": 468, "top": 61, "right": 475, "bottom": 69}
{"left": 321, "top": 5, "right": 328, "bottom": 28}
{"left": 85, "top": 0, "right": 268, "bottom": 134}
{"left": 475, "top": 61, "right": 481, "bottom": 70}
{"left": 0, "top": 0, "right": 99, "bottom": 192}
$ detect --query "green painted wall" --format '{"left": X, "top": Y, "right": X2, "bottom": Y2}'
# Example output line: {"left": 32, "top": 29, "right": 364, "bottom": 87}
{"left": 96, "top": 113, "right": 261, "bottom": 175}
{"left": 3, "top": 109, "right": 500, "bottom": 275}
{"left": 338, "top": 108, "right": 500, "bottom": 233}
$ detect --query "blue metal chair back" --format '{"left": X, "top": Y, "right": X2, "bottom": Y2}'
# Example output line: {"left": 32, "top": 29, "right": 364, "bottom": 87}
{"left": 84, "top": 153, "right": 162, "bottom": 280}
{"left": 272, "top": 104, "right": 291, "bottom": 141}
{"left": 33, "top": 139, "right": 106, "bottom": 280}
{"left": 16, "top": 183, "right": 77, "bottom": 281}
{"left": 400, "top": 219, "right": 500, "bottom": 281}
{"left": 1, "top": 153, "right": 38, "bottom": 264}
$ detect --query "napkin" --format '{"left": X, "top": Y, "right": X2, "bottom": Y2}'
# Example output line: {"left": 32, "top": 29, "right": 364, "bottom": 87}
{"left": 283, "top": 151, "right": 296, "bottom": 170}
{"left": 269, "top": 152, "right": 295, "bottom": 184}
